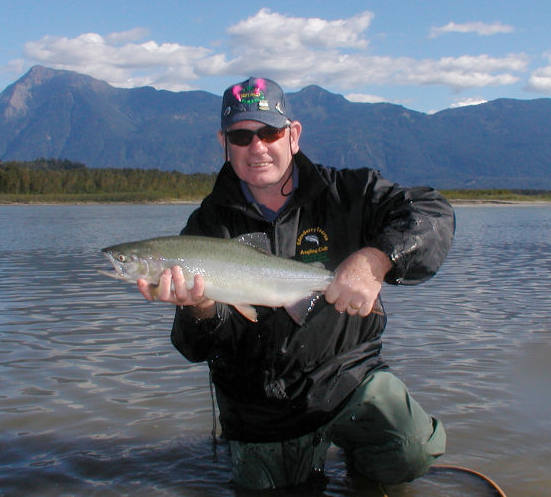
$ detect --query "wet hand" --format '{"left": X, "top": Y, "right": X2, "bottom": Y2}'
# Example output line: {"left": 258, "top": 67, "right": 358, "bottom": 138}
{"left": 137, "top": 266, "right": 215, "bottom": 314}
{"left": 325, "top": 247, "right": 392, "bottom": 317}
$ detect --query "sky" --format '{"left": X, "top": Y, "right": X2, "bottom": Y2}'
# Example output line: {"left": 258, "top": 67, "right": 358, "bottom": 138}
{"left": 1, "top": 0, "right": 550, "bottom": 114}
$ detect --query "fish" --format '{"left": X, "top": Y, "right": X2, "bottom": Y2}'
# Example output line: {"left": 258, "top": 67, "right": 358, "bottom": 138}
{"left": 99, "top": 233, "right": 383, "bottom": 324}
{"left": 100, "top": 233, "right": 333, "bottom": 324}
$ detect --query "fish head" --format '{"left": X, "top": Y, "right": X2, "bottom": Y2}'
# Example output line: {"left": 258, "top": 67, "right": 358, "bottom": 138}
{"left": 100, "top": 243, "right": 152, "bottom": 283}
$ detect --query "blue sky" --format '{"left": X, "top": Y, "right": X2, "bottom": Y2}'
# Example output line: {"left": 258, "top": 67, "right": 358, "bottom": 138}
{"left": 2, "top": 0, "right": 550, "bottom": 113}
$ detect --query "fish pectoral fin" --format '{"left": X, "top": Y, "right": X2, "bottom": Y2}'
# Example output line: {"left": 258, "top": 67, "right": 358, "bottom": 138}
{"left": 234, "top": 232, "right": 272, "bottom": 255}
{"left": 233, "top": 304, "right": 258, "bottom": 322}
{"left": 285, "top": 293, "right": 323, "bottom": 326}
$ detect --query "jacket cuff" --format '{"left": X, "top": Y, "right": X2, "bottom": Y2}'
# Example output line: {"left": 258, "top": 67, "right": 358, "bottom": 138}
{"left": 368, "top": 237, "right": 409, "bottom": 284}
{"left": 175, "top": 303, "right": 228, "bottom": 330}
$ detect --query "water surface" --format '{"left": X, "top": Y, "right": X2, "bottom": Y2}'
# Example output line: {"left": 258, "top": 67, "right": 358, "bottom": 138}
{"left": 1, "top": 204, "right": 549, "bottom": 496}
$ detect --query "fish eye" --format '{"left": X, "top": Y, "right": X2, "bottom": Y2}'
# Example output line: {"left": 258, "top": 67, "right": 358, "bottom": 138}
{"left": 118, "top": 254, "right": 127, "bottom": 262}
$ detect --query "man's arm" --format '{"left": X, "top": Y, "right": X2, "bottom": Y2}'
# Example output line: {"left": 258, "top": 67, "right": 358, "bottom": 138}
{"left": 325, "top": 247, "right": 392, "bottom": 317}
{"left": 367, "top": 185, "right": 456, "bottom": 285}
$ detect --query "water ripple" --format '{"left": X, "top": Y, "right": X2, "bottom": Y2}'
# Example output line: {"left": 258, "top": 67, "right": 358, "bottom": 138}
{"left": 1, "top": 204, "right": 550, "bottom": 496}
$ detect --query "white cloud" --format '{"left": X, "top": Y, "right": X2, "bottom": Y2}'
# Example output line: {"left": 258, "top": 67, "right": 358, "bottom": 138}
{"left": 345, "top": 93, "right": 388, "bottom": 104}
{"left": 3, "top": 58, "right": 26, "bottom": 76}
{"left": 22, "top": 32, "right": 213, "bottom": 90}
{"left": 526, "top": 54, "right": 551, "bottom": 94}
{"left": 450, "top": 97, "right": 488, "bottom": 108}
{"left": 206, "top": 11, "right": 527, "bottom": 91}
{"left": 13, "top": 10, "right": 528, "bottom": 96}
{"left": 227, "top": 8, "right": 374, "bottom": 50}
{"left": 105, "top": 27, "right": 150, "bottom": 45}
{"left": 215, "top": 9, "right": 375, "bottom": 87}
{"left": 430, "top": 21, "right": 515, "bottom": 38}
{"left": 399, "top": 54, "right": 528, "bottom": 90}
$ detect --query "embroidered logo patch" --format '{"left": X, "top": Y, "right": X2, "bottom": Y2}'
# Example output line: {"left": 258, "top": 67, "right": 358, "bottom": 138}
{"left": 297, "top": 227, "right": 330, "bottom": 263}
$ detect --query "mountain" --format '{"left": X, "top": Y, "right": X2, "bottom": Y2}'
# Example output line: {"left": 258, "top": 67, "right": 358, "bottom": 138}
{"left": 1, "top": 65, "right": 550, "bottom": 189}
{"left": 0, "top": 66, "right": 221, "bottom": 174}
{"left": 290, "top": 86, "right": 551, "bottom": 188}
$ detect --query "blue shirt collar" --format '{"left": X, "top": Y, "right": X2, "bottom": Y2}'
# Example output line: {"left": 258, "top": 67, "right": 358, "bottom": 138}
{"left": 240, "top": 161, "right": 298, "bottom": 222}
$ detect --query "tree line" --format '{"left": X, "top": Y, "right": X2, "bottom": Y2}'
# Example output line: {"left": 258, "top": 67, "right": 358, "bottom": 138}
{"left": 0, "top": 159, "right": 217, "bottom": 200}
{"left": 2, "top": 158, "right": 550, "bottom": 203}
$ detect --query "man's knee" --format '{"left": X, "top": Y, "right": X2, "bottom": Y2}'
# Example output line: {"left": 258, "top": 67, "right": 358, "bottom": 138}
{"left": 349, "top": 416, "right": 446, "bottom": 484}
{"left": 329, "top": 370, "right": 446, "bottom": 484}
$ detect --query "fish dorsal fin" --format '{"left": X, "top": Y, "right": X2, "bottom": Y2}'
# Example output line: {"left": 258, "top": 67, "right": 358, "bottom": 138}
{"left": 234, "top": 232, "right": 272, "bottom": 255}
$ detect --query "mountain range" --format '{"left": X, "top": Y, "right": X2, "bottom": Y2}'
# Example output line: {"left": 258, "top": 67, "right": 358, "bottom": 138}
{"left": 1, "top": 65, "right": 550, "bottom": 189}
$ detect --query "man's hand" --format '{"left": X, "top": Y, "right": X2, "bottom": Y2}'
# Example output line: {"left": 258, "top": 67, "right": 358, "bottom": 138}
{"left": 325, "top": 247, "right": 392, "bottom": 317}
{"left": 137, "top": 266, "right": 216, "bottom": 319}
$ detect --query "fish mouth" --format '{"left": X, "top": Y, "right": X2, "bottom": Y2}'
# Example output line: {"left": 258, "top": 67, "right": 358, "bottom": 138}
{"left": 102, "top": 252, "right": 125, "bottom": 275}
{"left": 99, "top": 251, "right": 131, "bottom": 281}
{"left": 99, "top": 251, "right": 150, "bottom": 284}
{"left": 97, "top": 268, "right": 132, "bottom": 281}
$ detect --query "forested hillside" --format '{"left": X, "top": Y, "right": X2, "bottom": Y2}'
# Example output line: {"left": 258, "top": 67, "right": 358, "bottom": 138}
{"left": 0, "top": 159, "right": 216, "bottom": 201}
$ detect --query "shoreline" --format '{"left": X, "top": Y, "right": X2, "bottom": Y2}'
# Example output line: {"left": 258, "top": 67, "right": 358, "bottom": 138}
{"left": 449, "top": 199, "right": 551, "bottom": 206}
{"left": 0, "top": 199, "right": 201, "bottom": 206}
{"left": 2, "top": 199, "right": 551, "bottom": 207}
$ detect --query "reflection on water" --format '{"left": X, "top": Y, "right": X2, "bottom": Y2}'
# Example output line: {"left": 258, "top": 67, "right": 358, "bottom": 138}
{"left": 1, "top": 204, "right": 550, "bottom": 496}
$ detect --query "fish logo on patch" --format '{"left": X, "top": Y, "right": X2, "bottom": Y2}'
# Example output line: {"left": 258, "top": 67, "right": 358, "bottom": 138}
{"left": 304, "top": 234, "right": 320, "bottom": 246}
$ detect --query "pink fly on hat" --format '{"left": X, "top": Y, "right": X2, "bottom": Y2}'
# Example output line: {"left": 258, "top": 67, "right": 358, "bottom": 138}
{"left": 221, "top": 77, "right": 292, "bottom": 130}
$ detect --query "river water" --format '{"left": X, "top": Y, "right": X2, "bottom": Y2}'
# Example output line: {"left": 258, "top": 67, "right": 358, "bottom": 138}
{"left": 0, "top": 204, "right": 549, "bottom": 497}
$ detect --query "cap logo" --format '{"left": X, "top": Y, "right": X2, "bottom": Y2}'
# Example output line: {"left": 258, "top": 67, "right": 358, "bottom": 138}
{"left": 231, "top": 79, "right": 269, "bottom": 108}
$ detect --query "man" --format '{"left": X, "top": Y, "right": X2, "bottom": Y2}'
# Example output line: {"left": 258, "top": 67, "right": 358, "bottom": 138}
{"left": 138, "top": 77, "right": 455, "bottom": 490}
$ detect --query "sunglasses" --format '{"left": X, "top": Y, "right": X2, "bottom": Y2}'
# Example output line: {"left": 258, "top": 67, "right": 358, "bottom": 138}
{"left": 225, "top": 125, "right": 288, "bottom": 146}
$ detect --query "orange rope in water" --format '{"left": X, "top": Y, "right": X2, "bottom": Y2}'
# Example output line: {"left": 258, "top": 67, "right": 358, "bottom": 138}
{"left": 376, "top": 465, "right": 507, "bottom": 496}
{"left": 431, "top": 464, "right": 508, "bottom": 496}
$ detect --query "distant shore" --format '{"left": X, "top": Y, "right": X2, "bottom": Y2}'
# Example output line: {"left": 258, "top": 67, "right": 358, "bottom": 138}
{"left": 0, "top": 198, "right": 202, "bottom": 206}
{"left": 449, "top": 199, "right": 551, "bottom": 206}
{"left": 1, "top": 197, "right": 550, "bottom": 207}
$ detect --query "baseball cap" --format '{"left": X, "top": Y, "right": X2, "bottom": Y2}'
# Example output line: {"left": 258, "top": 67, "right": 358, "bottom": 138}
{"left": 221, "top": 77, "right": 292, "bottom": 130}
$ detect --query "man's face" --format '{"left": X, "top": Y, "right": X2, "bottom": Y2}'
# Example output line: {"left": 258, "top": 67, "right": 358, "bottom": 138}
{"left": 219, "top": 120, "right": 302, "bottom": 195}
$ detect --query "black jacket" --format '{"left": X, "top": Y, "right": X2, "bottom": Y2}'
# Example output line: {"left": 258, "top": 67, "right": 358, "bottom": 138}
{"left": 171, "top": 151, "right": 455, "bottom": 442}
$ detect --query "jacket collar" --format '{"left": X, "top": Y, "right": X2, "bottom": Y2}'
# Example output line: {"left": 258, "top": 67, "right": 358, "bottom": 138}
{"left": 209, "top": 151, "right": 329, "bottom": 212}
